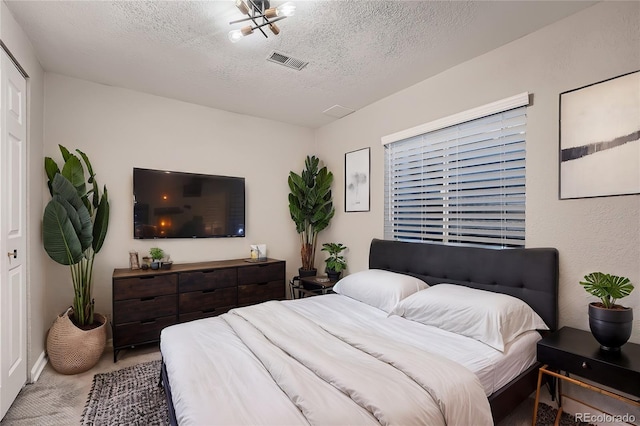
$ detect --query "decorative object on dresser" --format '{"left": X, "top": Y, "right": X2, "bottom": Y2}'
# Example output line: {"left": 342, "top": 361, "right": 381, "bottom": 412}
{"left": 534, "top": 327, "right": 640, "bottom": 425}
{"left": 42, "top": 145, "right": 110, "bottom": 374}
{"left": 288, "top": 155, "right": 335, "bottom": 277}
{"left": 149, "top": 247, "right": 165, "bottom": 270}
{"left": 580, "top": 272, "right": 634, "bottom": 351}
{"left": 112, "top": 258, "right": 285, "bottom": 361}
{"left": 321, "top": 242, "right": 347, "bottom": 281}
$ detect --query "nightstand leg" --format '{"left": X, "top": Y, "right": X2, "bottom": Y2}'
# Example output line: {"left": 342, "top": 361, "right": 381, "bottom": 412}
{"left": 532, "top": 366, "right": 545, "bottom": 426}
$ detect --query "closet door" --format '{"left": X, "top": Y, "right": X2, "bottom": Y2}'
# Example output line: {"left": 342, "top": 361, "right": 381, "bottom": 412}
{"left": 0, "top": 48, "right": 27, "bottom": 420}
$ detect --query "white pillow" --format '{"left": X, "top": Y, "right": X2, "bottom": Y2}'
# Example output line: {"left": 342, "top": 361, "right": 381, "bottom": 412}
{"left": 332, "top": 269, "right": 428, "bottom": 313}
{"left": 389, "top": 284, "right": 549, "bottom": 351}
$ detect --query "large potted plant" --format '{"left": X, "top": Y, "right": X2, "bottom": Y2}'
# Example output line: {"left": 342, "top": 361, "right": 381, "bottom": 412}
{"left": 321, "top": 242, "right": 347, "bottom": 281}
{"left": 288, "top": 155, "right": 335, "bottom": 277}
{"left": 43, "top": 145, "right": 110, "bottom": 374}
{"left": 580, "top": 272, "right": 634, "bottom": 351}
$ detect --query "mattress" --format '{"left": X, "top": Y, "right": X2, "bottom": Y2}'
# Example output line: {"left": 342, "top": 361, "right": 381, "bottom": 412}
{"left": 161, "top": 294, "right": 539, "bottom": 424}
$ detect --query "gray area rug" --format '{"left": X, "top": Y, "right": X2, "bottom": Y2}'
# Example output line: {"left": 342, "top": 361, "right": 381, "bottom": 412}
{"left": 81, "top": 360, "right": 169, "bottom": 426}
{"left": 536, "top": 402, "right": 596, "bottom": 426}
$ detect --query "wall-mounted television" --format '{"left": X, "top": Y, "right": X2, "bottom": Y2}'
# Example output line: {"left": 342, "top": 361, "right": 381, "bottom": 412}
{"left": 133, "top": 168, "right": 245, "bottom": 239}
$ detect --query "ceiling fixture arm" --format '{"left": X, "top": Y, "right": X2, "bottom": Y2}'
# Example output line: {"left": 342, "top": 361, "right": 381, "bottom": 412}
{"left": 228, "top": 0, "right": 295, "bottom": 42}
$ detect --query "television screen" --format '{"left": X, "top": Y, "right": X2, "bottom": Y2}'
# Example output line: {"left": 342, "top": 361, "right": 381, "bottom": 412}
{"left": 133, "top": 168, "right": 245, "bottom": 239}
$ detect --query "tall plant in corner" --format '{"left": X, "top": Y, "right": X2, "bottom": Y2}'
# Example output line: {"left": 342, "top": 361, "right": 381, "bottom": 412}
{"left": 43, "top": 145, "right": 109, "bottom": 327}
{"left": 288, "top": 155, "right": 335, "bottom": 273}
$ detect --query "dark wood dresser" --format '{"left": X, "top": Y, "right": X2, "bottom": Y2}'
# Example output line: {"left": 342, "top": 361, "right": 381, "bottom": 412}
{"left": 112, "top": 258, "right": 285, "bottom": 361}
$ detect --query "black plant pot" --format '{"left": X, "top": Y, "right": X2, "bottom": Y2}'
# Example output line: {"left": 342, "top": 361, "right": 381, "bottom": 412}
{"left": 298, "top": 267, "right": 317, "bottom": 278}
{"left": 326, "top": 270, "right": 341, "bottom": 281}
{"left": 588, "top": 303, "right": 633, "bottom": 351}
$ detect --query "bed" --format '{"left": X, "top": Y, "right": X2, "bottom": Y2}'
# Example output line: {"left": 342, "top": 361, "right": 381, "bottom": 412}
{"left": 160, "top": 238, "right": 558, "bottom": 425}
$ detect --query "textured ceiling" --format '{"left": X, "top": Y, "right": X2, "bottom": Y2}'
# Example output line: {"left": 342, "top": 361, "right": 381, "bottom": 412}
{"left": 5, "top": 1, "right": 594, "bottom": 128}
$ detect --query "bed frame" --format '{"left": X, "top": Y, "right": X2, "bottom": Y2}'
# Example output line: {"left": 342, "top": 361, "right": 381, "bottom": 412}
{"left": 161, "top": 238, "right": 559, "bottom": 425}
{"left": 368, "top": 238, "right": 559, "bottom": 422}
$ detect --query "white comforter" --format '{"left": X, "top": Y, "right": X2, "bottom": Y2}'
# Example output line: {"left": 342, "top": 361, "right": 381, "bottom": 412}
{"left": 161, "top": 300, "right": 493, "bottom": 426}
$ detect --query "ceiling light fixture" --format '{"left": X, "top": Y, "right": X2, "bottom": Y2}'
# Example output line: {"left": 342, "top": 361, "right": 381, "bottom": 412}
{"left": 228, "top": 0, "right": 295, "bottom": 43}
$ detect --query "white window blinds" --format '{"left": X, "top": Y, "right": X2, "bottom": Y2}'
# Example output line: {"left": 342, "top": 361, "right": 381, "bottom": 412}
{"left": 384, "top": 106, "right": 527, "bottom": 248}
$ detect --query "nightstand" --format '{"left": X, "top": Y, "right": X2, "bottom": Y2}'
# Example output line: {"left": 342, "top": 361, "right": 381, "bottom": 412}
{"left": 533, "top": 327, "right": 640, "bottom": 425}
{"left": 298, "top": 276, "right": 337, "bottom": 298}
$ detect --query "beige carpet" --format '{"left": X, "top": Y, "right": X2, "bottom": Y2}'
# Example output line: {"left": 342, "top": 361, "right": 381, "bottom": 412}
{"left": 0, "top": 345, "right": 160, "bottom": 426}
{"left": 2, "top": 343, "right": 547, "bottom": 425}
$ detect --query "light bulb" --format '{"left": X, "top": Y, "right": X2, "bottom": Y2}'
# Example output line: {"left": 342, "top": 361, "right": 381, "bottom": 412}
{"left": 276, "top": 2, "right": 295, "bottom": 17}
{"left": 235, "top": 0, "right": 249, "bottom": 15}
{"left": 228, "top": 29, "right": 243, "bottom": 43}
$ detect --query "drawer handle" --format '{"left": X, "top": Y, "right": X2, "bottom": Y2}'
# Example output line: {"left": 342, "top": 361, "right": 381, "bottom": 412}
{"left": 203, "top": 308, "right": 217, "bottom": 314}
{"left": 582, "top": 361, "right": 589, "bottom": 369}
{"left": 141, "top": 319, "right": 156, "bottom": 325}
{"left": 257, "top": 282, "right": 269, "bottom": 286}
{"left": 141, "top": 296, "right": 156, "bottom": 301}
{"left": 202, "top": 289, "right": 217, "bottom": 294}
{"left": 140, "top": 276, "right": 157, "bottom": 280}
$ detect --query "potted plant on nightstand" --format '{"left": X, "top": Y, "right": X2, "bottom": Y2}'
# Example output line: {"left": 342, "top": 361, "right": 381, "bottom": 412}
{"left": 322, "top": 243, "right": 347, "bottom": 281}
{"left": 288, "top": 155, "right": 335, "bottom": 277}
{"left": 580, "top": 272, "right": 634, "bottom": 351}
{"left": 43, "top": 145, "right": 110, "bottom": 374}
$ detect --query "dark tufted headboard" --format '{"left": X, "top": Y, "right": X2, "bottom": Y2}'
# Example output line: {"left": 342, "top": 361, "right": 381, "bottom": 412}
{"left": 369, "top": 238, "right": 559, "bottom": 331}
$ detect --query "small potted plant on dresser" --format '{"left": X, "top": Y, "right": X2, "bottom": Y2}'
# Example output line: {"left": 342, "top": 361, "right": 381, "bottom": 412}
{"left": 149, "top": 247, "right": 165, "bottom": 270}
{"left": 321, "top": 243, "right": 347, "bottom": 281}
{"left": 580, "top": 272, "right": 634, "bottom": 351}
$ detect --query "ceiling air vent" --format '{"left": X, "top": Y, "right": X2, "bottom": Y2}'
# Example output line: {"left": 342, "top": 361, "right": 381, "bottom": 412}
{"left": 267, "top": 51, "right": 308, "bottom": 71}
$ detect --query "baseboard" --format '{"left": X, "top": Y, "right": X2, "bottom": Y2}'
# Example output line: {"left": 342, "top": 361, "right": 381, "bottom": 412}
{"left": 30, "top": 351, "right": 47, "bottom": 383}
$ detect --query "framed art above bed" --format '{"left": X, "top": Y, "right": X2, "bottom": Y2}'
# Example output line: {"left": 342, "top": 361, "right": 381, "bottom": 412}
{"left": 559, "top": 70, "right": 640, "bottom": 199}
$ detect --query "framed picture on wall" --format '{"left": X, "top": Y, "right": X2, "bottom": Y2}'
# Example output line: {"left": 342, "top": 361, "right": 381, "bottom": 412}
{"left": 559, "top": 70, "right": 640, "bottom": 199}
{"left": 345, "top": 147, "right": 370, "bottom": 212}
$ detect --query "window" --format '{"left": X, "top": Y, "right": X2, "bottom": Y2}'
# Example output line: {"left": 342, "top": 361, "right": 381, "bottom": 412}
{"left": 383, "top": 94, "right": 528, "bottom": 248}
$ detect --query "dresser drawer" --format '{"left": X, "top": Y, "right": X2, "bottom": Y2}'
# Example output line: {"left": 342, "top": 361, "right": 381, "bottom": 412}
{"left": 238, "top": 280, "right": 284, "bottom": 306}
{"left": 113, "top": 295, "right": 176, "bottom": 324}
{"left": 114, "top": 315, "right": 176, "bottom": 347}
{"left": 179, "top": 287, "right": 237, "bottom": 313}
{"left": 178, "top": 305, "right": 234, "bottom": 323}
{"left": 179, "top": 268, "right": 236, "bottom": 292}
{"left": 113, "top": 274, "right": 177, "bottom": 300}
{"left": 237, "top": 262, "right": 284, "bottom": 285}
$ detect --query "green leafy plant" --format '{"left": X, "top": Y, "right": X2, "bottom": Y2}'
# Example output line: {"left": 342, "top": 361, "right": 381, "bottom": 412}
{"left": 43, "top": 145, "right": 109, "bottom": 327}
{"left": 580, "top": 272, "right": 634, "bottom": 309}
{"left": 149, "top": 247, "right": 165, "bottom": 261}
{"left": 322, "top": 242, "right": 347, "bottom": 273}
{"left": 288, "top": 155, "right": 335, "bottom": 271}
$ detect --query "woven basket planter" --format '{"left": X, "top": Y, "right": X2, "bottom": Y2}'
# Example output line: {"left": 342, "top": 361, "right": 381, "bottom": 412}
{"left": 46, "top": 308, "right": 107, "bottom": 375}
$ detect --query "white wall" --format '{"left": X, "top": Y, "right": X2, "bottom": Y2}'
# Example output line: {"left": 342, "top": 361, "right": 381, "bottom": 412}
{"left": 315, "top": 2, "right": 640, "bottom": 343}
{"left": 44, "top": 73, "right": 313, "bottom": 324}
{"left": 1, "top": 1, "right": 46, "bottom": 379}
